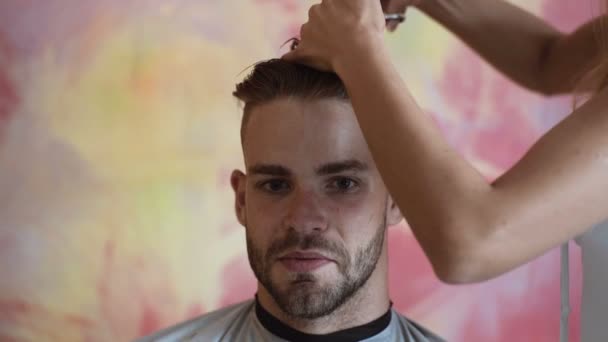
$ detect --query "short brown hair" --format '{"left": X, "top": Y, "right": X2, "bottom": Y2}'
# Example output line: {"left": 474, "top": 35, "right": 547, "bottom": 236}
{"left": 233, "top": 59, "right": 348, "bottom": 144}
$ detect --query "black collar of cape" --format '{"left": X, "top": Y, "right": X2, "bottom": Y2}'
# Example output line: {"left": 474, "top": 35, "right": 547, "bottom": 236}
{"left": 254, "top": 296, "right": 393, "bottom": 342}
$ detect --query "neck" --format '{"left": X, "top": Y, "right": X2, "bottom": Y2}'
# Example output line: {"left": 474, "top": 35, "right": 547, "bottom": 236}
{"left": 256, "top": 250, "right": 390, "bottom": 334}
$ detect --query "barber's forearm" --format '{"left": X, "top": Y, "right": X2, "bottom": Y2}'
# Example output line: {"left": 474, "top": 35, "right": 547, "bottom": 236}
{"left": 417, "top": 0, "right": 567, "bottom": 94}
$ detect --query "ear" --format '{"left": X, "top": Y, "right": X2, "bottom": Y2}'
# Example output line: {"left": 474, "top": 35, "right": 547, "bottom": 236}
{"left": 230, "top": 170, "right": 247, "bottom": 226}
{"left": 386, "top": 195, "right": 404, "bottom": 227}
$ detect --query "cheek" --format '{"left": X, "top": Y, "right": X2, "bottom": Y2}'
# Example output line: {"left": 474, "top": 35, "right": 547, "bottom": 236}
{"left": 327, "top": 193, "right": 384, "bottom": 224}
{"left": 245, "top": 195, "right": 285, "bottom": 236}
{"left": 328, "top": 197, "right": 386, "bottom": 243}
{"left": 325, "top": 192, "right": 371, "bottom": 215}
{"left": 245, "top": 227, "right": 273, "bottom": 264}
{"left": 247, "top": 188, "right": 287, "bottom": 209}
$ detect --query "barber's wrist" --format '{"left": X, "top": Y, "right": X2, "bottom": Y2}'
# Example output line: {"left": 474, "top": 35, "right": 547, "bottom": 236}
{"left": 333, "top": 37, "right": 390, "bottom": 82}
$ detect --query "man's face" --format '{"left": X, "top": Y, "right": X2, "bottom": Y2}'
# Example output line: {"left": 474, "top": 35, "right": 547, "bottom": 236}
{"left": 231, "top": 97, "right": 402, "bottom": 319}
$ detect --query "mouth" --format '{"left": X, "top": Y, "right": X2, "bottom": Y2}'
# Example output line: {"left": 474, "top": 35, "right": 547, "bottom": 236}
{"left": 278, "top": 251, "right": 334, "bottom": 273}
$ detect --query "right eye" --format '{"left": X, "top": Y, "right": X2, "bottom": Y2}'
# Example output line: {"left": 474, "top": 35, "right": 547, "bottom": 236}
{"left": 257, "top": 179, "right": 291, "bottom": 194}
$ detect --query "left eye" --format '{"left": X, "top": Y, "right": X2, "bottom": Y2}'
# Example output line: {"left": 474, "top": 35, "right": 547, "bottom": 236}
{"left": 329, "top": 177, "right": 358, "bottom": 192}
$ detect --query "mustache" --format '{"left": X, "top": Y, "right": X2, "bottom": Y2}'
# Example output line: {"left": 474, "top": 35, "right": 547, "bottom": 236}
{"left": 266, "top": 230, "right": 348, "bottom": 262}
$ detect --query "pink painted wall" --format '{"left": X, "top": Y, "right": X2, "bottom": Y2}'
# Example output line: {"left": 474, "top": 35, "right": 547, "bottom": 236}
{"left": 0, "top": 0, "right": 596, "bottom": 340}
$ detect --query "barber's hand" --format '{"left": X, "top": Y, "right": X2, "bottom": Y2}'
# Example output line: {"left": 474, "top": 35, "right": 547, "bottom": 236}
{"left": 282, "top": 0, "right": 385, "bottom": 72}
{"left": 381, "top": 0, "right": 423, "bottom": 32}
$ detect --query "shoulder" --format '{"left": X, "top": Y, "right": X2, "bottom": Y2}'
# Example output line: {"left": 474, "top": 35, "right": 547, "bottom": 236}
{"left": 135, "top": 300, "right": 255, "bottom": 342}
{"left": 390, "top": 310, "right": 446, "bottom": 342}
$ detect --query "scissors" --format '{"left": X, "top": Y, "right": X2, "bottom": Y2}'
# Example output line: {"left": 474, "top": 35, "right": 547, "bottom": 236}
{"left": 384, "top": 13, "right": 406, "bottom": 23}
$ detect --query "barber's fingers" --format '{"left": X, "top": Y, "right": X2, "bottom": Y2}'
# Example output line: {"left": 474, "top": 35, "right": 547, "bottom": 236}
{"left": 383, "top": 0, "right": 408, "bottom": 15}
{"left": 281, "top": 45, "right": 300, "bottom": 62}
{"left": 383, "top": 0, "right": 409, "bottom": 32}
{"left": 281, "top": 42, "right": 331, "bottom": 71}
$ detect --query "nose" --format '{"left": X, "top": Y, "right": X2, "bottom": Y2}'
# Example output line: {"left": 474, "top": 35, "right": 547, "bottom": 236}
{"left": 283, "top": 188, "right": 328, "bottom": 234}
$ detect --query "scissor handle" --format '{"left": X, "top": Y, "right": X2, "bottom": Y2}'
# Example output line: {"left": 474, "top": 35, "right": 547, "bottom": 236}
{"left": 384, "top": 13, "right": 405, "bottom": 23}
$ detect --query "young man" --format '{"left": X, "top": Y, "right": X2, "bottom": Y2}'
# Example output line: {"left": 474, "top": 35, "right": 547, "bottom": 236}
{"left": 138, "top": 59, "right": 443, "bottom": 342}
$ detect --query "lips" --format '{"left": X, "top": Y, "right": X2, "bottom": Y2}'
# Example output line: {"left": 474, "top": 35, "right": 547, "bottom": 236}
{"left": 281, "top": 251, "right": 332, "bottom": 260}
{"left": 278, "top": 251, "right": 334, "bottom": 272}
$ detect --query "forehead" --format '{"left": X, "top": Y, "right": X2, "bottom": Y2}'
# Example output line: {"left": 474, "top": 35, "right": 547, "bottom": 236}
{"left": 242, "top": 97, "right": 375, "bottom": 171}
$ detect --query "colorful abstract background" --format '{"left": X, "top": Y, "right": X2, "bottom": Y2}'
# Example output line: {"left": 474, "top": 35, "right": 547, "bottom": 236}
{"left": 0, "top": 0, "right": 599, "bottom": 341}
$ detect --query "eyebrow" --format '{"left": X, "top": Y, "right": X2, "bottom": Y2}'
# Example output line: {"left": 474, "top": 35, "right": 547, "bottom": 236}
{"left": 315, "top": 159, "right": 369, "bottom": 175}
{"left": 248, "top": 164, "right": 291, "bottom": 176}
{"left": 248, "top": 159, "right": 368, "bottom": 177}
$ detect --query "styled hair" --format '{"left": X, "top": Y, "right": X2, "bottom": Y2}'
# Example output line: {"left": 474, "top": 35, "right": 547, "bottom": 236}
{"left": 233, "top": 59, "right": 348, "bottom": 143}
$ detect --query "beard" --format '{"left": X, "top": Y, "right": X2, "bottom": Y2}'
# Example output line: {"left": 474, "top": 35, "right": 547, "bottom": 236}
{"left": 246, "top": 215, "right": 387, "bottom": 320}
